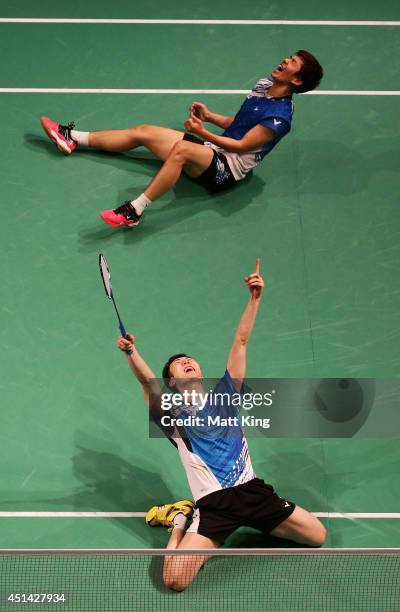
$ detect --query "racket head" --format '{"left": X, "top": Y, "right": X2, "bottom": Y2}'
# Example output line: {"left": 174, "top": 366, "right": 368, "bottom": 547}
{"left": 99, "top": 253, "right": 113, "bottom": 299}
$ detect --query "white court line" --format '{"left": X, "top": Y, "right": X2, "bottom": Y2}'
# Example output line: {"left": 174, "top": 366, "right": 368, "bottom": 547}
{"left": 0, "top": 512, "right": 399, "bottom": 518}
{"left": 0, "top": 18, "right": 400, "bottom": 26}
{"left": 0, "top": 512, "right": 146, "bottom": 518}
{"left": 0, "top": 88, "right": 399, "bottom": 96}
{"left": 316, "top": 513, "right": 400, "bottom": 519}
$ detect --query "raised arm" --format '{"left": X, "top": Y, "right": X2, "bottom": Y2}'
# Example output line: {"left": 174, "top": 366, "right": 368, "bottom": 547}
{"left": 227, "top": 260, "right": 264, "bottom": 390}
{"left": 189, "top": 101, "right": 234, "bottom": 130}
{"left": 118, "top": 334, "right": 161, "bottom": 407}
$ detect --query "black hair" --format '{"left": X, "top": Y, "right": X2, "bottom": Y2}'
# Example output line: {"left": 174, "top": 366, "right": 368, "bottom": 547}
{"left": 162, "top": 353, "right": 189, "bottom": 389}
{"left": 293, "top": 50, "right": 323, "bottom": 93}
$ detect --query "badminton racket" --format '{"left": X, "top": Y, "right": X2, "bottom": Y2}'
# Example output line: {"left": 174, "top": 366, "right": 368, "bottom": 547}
{"left": 98, "top": 253, "right": 133, "bottom": 356}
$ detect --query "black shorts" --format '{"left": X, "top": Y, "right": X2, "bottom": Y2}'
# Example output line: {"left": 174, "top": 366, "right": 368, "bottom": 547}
{"left": 187, "top": 478, "right": 295, "bottom": 544}
{"left": 182, "top": 133, "right": 237, "bottom": 193}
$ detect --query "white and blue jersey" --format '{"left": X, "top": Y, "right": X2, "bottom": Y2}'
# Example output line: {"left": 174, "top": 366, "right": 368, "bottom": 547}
{"left": 206, "top": 76, "right": 294, "bottom": 180}
{"left": 157, "top": 371, "right": 255, "bottom": 502}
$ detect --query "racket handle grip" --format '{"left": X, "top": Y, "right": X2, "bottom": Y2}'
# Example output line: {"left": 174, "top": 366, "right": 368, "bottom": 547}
{"left": 119, "top": 321, "right": 133, "bottom": 356}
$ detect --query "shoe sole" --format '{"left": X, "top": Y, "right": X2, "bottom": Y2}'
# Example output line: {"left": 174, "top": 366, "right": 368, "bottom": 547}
{"left": 145, "top": 501, "right": 194, "bottom": 526}
{"left": 145, "top": 507, "right": 159, "bottom": 526}
{"left": 40, "top": 117, "right": 72, "bottom": 155}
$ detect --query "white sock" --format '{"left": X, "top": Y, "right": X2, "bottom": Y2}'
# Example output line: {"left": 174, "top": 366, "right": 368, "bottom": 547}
{"left": 172, "top": 512, "right": 187, "bottom": 531}
{"left": 70, "top": 130, "right": 89, "bottom": 146}
{"left": 131, "top": 193, "right": 152, "bottom": 216}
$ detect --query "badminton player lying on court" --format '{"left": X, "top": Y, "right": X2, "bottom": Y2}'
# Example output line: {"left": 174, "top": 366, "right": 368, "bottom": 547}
{"left": 117, "top": 260, "right": 327, "bottom": 591}
{"left": 41, "top": 50, "right": 323, "bottom": 228}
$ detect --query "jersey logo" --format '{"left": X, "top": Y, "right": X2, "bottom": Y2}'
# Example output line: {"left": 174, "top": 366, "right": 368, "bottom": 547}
{"left": 273, "top": 119, "right": 282, "bottom": 126}
{"left": 254, "top": 106, "right": 259, "bottom": 111}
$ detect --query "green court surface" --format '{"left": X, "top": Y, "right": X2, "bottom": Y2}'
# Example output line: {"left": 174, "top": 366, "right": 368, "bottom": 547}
{"left": 0, "top": 0, "right": 400, "bottom": 570}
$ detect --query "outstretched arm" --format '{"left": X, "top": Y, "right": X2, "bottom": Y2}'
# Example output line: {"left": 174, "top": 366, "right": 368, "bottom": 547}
{"left": 189, "top": 102, "right": 234, "bottom": 130}
{"left": 118, "top": 334, "right": 161, "bottom": 407}
{"left": 227, "top": 260, "right": 264, "bottom": 390}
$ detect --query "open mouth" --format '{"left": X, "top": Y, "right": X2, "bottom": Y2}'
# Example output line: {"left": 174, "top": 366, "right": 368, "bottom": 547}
{"left": 184, "top": 366, "right": 195, "bottom": 374}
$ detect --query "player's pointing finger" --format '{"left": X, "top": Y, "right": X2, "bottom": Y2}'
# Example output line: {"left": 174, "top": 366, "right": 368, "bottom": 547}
{"left": 255, "top": 258, "right": 260, "bottom": 275}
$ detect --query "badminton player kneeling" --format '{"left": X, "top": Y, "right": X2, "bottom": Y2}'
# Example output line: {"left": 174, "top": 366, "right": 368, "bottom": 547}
{"left": 117, "top": 260, "right": 327, "bottom": 591}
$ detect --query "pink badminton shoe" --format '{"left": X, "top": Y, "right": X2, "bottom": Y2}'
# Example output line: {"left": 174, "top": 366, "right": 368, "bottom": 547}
{"left": 100, "top": 201, "right": 142, "bottom": 228}
{"left": 40, "top": 116, "right": 77, "bottom": 155}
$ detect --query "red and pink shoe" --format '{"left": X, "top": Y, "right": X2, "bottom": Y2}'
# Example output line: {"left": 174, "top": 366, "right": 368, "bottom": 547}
{"left": 100, "top": 201, "right": 142, "bottom": 228}
{"left": 40, "top": 116, "right": 77, "bottom": 155}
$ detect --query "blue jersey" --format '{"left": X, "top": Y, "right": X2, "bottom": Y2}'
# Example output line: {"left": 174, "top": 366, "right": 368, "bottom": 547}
{"left": 206, "top": 77, "right": 294, "bottom": 180}
{"left": 156, "top": 371, "right": 255, "bottom": 502}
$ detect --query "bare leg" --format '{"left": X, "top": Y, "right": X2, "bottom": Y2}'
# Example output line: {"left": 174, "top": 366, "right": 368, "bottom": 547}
{"left": 269, "top": 506, "right": 327, "bottom": 546}
{"left": 143, "top": 139, "right": 214, "bottom": 201}
{"left": 165, "top": 526, "right": 186, "bottom": 551}
{"left": 163, "top": 531, "right": 219, "bottom": 592}
{"left": 98, "top": 130, "right": 215, "bottom": 223}
{"left": 88, "top": 124, "right": 186, "bottom": 161}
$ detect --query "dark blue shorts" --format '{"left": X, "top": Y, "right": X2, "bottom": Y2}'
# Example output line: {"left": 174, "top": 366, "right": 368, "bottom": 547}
{"left": 187, "top": 478, "right": 296, "bottom": 544}
{"left": 183, "top": 133, "right": 237, "bottom": 193}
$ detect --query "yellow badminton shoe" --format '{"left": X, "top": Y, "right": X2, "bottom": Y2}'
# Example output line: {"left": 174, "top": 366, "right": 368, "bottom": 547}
{"left": 145, "top": 500, "right": 194, "bottom": 532}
